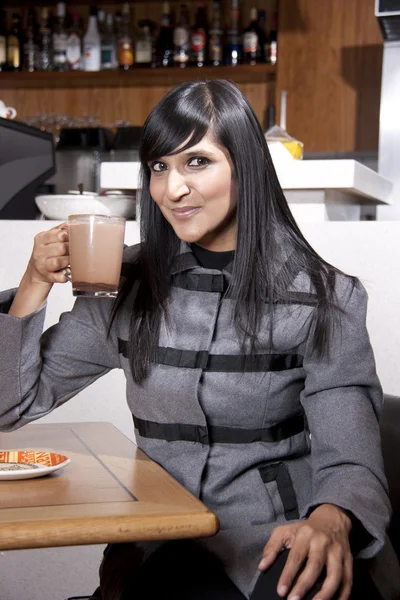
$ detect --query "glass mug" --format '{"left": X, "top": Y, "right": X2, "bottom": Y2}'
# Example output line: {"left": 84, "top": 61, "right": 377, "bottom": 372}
{"left": 65, "top": 214, "right": 126, "bottom": 298}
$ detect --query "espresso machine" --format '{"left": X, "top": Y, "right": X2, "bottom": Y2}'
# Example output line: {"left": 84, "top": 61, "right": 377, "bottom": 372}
{"left": 0, "top": 117, "right": 55, "bottom": 219}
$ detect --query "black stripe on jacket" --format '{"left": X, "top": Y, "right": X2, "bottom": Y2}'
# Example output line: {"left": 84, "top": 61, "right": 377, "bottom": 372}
{"left": 132, "top": 413, "right": 305, "bottom": 445}
{"left": 118, "top": 340, "right": 303, "bottom": 373}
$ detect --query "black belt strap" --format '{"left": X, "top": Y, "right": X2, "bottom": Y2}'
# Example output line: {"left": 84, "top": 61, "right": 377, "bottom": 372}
{"left": 155, "top": 347, "right": 303, "bottom": 372}
{"left": 133, "top": 413, "right": 305, "bottom": 445}
{"left": 170, "top": 272, "right": 318, "bottom": 305}
{"left": 258, "top": 462, "right": 300, "bottom": 520}
{"left": 118, "top": 340, "right": 303, "bottom": 373}
{"left": 274, "top": 292, "right": 318, "bottom": 306}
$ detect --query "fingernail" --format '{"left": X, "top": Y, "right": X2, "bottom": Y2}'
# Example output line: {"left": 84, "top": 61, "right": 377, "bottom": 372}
{"left": 288, "top": 596, "right": 300, "bottom": 600}
{"left": 277, "top": 585, "right": 288, "bottom": 596}
{"left": 258, "top": 558, "right": 268, "bottom": 570}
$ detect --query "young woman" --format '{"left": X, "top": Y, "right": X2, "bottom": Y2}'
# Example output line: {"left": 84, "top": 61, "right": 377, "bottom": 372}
{"left": 0, "top": 80, "right": 395, "bottom": 600}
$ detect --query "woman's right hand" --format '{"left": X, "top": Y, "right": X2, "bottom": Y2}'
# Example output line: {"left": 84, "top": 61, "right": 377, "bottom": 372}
{"left": 26, "top": 223, "right": 70, "bottom": 286}
{"left": 8, "top": 224, "right": 70, "bottom": 318}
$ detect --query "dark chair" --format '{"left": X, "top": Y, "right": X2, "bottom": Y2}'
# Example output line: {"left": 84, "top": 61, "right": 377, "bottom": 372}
{"left": 381, "top": 394, "right": 400, "bottom": 559}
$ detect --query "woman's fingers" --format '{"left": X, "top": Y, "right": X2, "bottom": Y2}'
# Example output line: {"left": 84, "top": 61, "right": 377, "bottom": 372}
{"left": 35, "top": 223, "right": 68, "bottom": 244}
{"left": 259, "top": 524, "right": 301, "bottom": 571}
{"left": 306, "top": 550, "right": 348, "bottom": 600}
{"left": 286, "top": 547, "right": 340, "bottom": 600}
{"left": 278, "top": 541, "right": 350, "bottom": 600}
{"left": 28, "top": 225, "right": 70, "bottom": 285}
{"left": 337, "top": 555, "right": 353, "bottom": 600}
{"left": 50, "top": 222, "right": 68, "bottom": 233}
{"left": 46, "top": 254, "right": 70, "bottom": 275}
{"left": 276, "top": 543, "right": 309, "bottom": 598}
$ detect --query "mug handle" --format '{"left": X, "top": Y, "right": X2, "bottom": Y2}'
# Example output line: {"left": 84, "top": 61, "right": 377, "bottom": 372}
{"left": 63, "top": 267, "right": 72, "bottom": 282}
{"left": 7, "top": 108, "right": 17, "bottom": 119}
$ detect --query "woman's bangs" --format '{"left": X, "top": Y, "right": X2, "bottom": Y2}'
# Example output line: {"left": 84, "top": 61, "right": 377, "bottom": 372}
{"left": 140, "top": 109, "right": 210, "bottom": 164}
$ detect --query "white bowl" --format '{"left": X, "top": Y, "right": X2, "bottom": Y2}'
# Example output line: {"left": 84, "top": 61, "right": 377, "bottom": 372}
{"left": 35, "top": 192, "right": 137, "bottom": 220}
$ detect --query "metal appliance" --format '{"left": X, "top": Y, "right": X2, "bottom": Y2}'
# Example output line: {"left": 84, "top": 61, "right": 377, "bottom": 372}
{"left": 53, "top": 127, "right": 114, "bottom": 194}
{"left": 0, "top": 117, "right": 55, "bottom": 219}
{"left": 375, "top": 0, "right": 400, "bottom": 219}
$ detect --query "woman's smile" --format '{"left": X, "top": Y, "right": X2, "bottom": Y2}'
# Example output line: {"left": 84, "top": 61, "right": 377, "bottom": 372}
{"left": 171, "top": 206, "right": 202, "bottom": 219}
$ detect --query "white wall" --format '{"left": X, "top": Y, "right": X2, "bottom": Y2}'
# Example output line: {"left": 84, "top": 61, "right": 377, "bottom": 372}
{"left": 300, "top": 221, "right": 400, "bottom": 396}
{"left": 0, "top": 220, "right": 399, "bottom": 600}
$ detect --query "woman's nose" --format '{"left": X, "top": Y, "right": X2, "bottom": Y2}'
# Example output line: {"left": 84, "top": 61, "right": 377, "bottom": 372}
{"left": 166, "top": 170, "right": 190, "bottom": 201}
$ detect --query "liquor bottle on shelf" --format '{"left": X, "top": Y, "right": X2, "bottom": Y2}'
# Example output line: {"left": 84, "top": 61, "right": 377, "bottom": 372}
{"left": 266, "top": 11, "right": 278, "bottom": 65}
{"left": 38, "top": 7, "right": 53, "bottom": 71}
{"left": 115, "top": 10, "right": 122, "bottom": 40}
{"left": 53, "top": 1, "right": 68, "bottom": 72}
{"left": 23, "top": 6, "right": 39, "bottom": 72}
{"left": 118, "top": 2, "right": 134, "bottom": 70}
{"left": 208, "top": 1, "right": 223, "bottom": 67}
{"left": 83, "top": 5, "right": 101, "bottom": 71}
{"left": 66, "top": 12, "right": 82, "bottom": 71}
{"left": 173, "top": 3, "right": 191, "bottom": 68}
{"left": 7, "top": 13, "right": 24, "bottom": 72}
{"left": 257, "top": 9, "right": 269, "bottom": 64}
{"left": 135, "top": 21, "right": 154, "bottom": 67}
{"left": 97, "top": 9, "right": 106, "bottom": 35}
{"left": 191, "top": 0, "right": 208, "bottom": 67}
{"left": 156, "top": 1, "right": 174, "bottom": 67}
{"left": 101, "top": 13, "right": 117, "bottom": 70}
{"left": 0, "top": 5, "right": 6, "bottom": 71}
{"left": 242, "top": 7, "right": 266, "bottom": 65}
{"left": 224, "top": 0, "right": 241, "bottom": 66}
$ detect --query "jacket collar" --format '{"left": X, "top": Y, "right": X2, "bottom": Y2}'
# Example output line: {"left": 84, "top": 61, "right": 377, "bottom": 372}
{"left": 170, "top": 242, "right": 234, "bottom": 276}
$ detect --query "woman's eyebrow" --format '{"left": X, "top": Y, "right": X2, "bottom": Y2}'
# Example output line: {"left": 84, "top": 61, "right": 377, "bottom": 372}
{"left": 180, "top": 149, "right": 216, "bottom": 159}
{"left": 149, "top": 149, "right": 216, "bottom": 164}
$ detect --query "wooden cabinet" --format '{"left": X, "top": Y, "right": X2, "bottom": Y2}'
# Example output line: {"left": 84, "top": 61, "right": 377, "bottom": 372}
{"left": 0, "top": 0, "right": 383, "bottom": 152}
{"left": 0, "top": 65, "right": 275, "bottom": 129}
{"left": 0, "top": 1, "right": 277, "bottom": 129}
{"left": 275, "top": 0, "right": 383, "bottom": 153}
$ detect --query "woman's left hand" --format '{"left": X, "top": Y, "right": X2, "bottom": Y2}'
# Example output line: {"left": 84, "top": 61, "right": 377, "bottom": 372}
{"left": 258, "top": 504, "right": 353, "bottom": 600}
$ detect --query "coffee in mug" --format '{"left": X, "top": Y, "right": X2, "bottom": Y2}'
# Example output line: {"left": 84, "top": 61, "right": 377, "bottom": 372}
{"left": 68, "top": 214, "right": 126, "bottom": 298}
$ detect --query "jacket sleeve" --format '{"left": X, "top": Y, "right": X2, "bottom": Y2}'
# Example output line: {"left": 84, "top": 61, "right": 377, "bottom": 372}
{"left": 0, "top": 288, "right": 121, "bottom": 431}
{"left": 299, "top": 277, "right": 391, "bottom": 559}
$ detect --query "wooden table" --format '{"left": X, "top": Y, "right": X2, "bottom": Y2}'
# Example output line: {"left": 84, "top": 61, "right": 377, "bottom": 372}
{"left": 0, "top": 422, "right": 219, "bottom": 551}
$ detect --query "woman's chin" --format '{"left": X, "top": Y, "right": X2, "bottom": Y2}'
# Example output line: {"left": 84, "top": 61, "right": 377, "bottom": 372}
{"left": 172, "top": 228, "right": 206, "bottom": 245}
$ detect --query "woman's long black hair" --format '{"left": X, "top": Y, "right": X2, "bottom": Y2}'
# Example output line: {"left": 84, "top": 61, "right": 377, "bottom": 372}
{"left": 112, "top": 79, "right": 351, "bottom": 383}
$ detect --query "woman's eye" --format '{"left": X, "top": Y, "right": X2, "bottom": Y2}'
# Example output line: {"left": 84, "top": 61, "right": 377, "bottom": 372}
{"left": 188, "top": 157, "right": 211, "bottom": 168}
{"left": 150, "top": 161, "right": 167, "bottom": 172}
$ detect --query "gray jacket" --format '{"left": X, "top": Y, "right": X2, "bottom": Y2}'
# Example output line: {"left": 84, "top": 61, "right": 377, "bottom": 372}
{"left": 0, "top": 244, "right": 391, "bottom": 597}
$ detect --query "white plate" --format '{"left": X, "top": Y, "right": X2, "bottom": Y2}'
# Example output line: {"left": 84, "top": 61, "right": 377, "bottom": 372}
{"left": 0, "top": 450, "right": 70, "bottom": 481}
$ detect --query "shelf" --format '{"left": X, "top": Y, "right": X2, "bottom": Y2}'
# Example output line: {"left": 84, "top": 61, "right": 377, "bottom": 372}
{"left": 3, "top": 0, "right": 202, "bottom": 5}
{"left": 0, "top": 64, "right": 276, "bottom": 89}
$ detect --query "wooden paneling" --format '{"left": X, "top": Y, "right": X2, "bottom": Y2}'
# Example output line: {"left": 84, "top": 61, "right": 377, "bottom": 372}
{"left": 0, "top": 68, "right": 275, "bottom": 128}
{"left": 275, "top": 0, "right": 383, "bottom": 153}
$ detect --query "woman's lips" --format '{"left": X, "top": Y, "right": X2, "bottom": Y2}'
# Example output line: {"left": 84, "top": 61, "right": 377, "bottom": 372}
{"left": 171, "top": 207, "right": 201, "bottom": 219}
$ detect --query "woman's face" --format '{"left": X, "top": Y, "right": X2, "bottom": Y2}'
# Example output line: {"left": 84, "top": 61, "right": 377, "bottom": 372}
{"left": 148, "top": 133, "right": 238, "bottom": 251}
